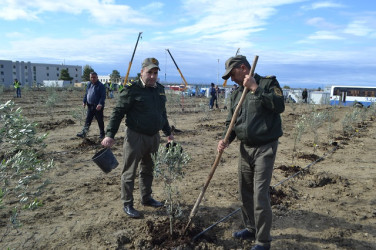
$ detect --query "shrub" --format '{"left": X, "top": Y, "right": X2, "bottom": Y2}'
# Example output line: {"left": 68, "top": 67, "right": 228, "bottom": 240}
{"left": 45, "top": 87, "right": 60, "bottom": 120}
{"left": 0, "top": 100, "right": 53, "bottom": 228}
{"left": 71, "top": 106, "right": 86, "bottom": 125}
{"left": 152, "top": 142, "right": 190, "bottom": 235}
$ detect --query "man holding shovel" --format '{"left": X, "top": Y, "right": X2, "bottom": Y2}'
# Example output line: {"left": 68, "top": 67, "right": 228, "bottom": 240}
{"left": 217, "top": 55, "right": 285, "bottom": 250}
{"left": 101, "top": 58, "right": 174, "bottom": 218}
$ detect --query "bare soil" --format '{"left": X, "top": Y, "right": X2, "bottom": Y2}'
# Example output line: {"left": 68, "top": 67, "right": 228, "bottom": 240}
{"left": 1, "top": 88, "right": 375, "bottom": 249}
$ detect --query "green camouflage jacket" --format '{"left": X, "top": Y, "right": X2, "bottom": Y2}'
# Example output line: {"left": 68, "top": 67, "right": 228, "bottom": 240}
{"left": 224, "top": 73, "right": 285, "bottom": 146}
{"left": 106, "top": 79, "right": 171, "bottom": 138}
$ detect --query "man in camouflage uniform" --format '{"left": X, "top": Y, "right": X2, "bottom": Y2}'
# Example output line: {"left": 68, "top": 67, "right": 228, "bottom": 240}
{"left": 101, "top": 58, "right": 174, "bottom": 218}
{"left": 217, "top": 55, "right": 285, "bottom": 250}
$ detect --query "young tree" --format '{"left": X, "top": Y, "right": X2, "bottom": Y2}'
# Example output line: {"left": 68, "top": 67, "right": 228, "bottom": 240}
{"left": 82, "top": 65, "right": 95, "bottom": 81}
{"left": 153, "top": 143, "right": 190, "bottom": 235}
{"left": 110, "top": 70, "right": 121, "bottom": 83}
{"left": 0, "top": 100, "right": 53, "bottom": 226}
{"left": 59, "top": 68, "right": 73, "bottom": 81}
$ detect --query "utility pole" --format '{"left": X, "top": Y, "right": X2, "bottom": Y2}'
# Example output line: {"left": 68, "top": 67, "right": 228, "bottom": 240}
{"left": 217, "top": 59, "right": 219, "bottom": 85}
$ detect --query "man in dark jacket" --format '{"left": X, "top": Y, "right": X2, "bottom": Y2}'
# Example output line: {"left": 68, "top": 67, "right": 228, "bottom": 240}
{"left": 302, "top": 88, "right": 308, "bottom": 103}
{"left": 77, "top": 72, "right": 106, "bottom": 139}
{"left": 217, "top": 55, "right": 285, "bottom": 250}
{"left": 209, "top": 82, "right": 217, "bottom": 109}
{"left": 101, "top": 58, "right": 174, "bottom": 218}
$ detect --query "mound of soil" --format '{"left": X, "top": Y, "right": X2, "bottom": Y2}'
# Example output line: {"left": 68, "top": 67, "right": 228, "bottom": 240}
{"left": 38, "top": 118, "right": 75, "bottom": 131}
{"left": 276, "top": 165, "right": 303, "bottom": 177}
{"left": 298, "top": 153, "right": 320, "bottom": 162}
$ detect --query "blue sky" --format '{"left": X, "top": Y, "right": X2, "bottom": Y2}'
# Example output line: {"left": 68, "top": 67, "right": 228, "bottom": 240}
{"left": 1, "top": 0, "right": 375, "bottom": 88}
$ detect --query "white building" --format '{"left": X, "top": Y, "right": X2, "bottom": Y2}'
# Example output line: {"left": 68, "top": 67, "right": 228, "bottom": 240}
{"left": 0, "top": 59, "right": 82, "bottom": 87}
{"left": 97, "top": 75, "right": 137, "bottom": 85}
{"left": 98, "top": 75, "right": 114, "bottom": 84}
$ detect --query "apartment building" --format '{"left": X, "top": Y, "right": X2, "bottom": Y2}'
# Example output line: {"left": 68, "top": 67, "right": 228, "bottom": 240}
{"left": 0, "top": 59, "right": 82, "bottom": 87}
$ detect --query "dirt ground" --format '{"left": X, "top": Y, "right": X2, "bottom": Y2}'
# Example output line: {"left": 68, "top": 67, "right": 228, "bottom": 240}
{"left": 0, "top": 87, "right": 375, "bottom": 249}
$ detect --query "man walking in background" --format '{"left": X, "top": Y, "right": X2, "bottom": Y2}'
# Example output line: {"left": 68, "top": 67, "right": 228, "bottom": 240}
{"left": 215, "top": 85, "right": 219, "bottom": 108}
{"left": 101, "top": 58, "right": 174, "bottom": 218}
{"left": 302, "top": 88, "right": 308, "bottom": 103}
{"left": 77, "top": 72, "right": 106, "bottom": 139}
{"left": 209, "top": 82, "right": 217, "bottom": 109}
{"left": 217, "top": 55, "right": 285, "bottom": 250}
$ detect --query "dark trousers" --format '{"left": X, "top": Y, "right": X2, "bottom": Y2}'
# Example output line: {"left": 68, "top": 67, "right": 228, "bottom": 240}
{"left": 84, "top": 104, "right": 105, "bottom": 135}
{"left": 16, "top": 88, "right": 21, "bottom": 98}
{"left": 210, "top": 96, "right": 217, "bottom": 109}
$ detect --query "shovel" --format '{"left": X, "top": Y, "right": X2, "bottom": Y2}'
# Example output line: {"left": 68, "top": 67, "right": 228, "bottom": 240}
{"left": 184, "top": 55, "right": 259, "bottom": 232}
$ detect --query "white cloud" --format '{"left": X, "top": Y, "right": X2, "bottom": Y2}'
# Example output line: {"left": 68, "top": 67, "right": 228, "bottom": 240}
{"left": 172, "top": 0, "right": 303, "bottom": 46}
{"left": 89, "top": 4, "right": 154, "bottom": 26}
{"left": 306, "top": 17, "right": 338, "bottom": 29}
{"left": 140, "top": 2, "right": 164, "bottom": 14}
{"left": 5, "top": 32, "right": 24, "bottom": 38}
{"left": 296, "top": 30, "right": 344, "bottom": 43}
{"left": 311, "top": 2, "right": 344, "bottom": 9}
{"left": 0, "top": 5, "right": 38, "bottom": 21}
{"left": 301, "top": 1, "right": 345, "bottom": 10}
{"left": 0, "top": 30, "right": 139, "bottom": 64}
{"left": 0, "top": 0, "right": 156, "bottom": 25}
{"left": 308, "top": 30, "right": 344, "bottom": 40}
{"left": 344, "top": 20, "right": 374, "bottom": 37}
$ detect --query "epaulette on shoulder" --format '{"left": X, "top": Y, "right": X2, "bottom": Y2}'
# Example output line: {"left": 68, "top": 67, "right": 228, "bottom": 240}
{"left": 156, "top": 82, "right": 165, "bottom": 88}
{"left": 125, "top": 82, "right": 133, "bottom": 88}
{"left": 265, "top": 75, "right": 276, "bottom": 79}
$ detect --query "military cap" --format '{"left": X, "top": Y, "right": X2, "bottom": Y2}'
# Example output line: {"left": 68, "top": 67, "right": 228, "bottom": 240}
{"left": 222, "top": 55, "right": 249, "bottom": 80}
{"left": 142, "top": 58, "right": 160, "bottom": 71}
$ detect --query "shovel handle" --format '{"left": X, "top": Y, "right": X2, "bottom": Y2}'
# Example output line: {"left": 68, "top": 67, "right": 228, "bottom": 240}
{"left": 186, "top": 55, "right": 259, "bottom": 228}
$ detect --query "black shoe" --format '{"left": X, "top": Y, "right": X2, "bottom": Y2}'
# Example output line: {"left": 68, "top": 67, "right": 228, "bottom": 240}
{"left": 251, "top": 245, "right": 270, "bottom": 250}
{"left": 99, "top": 134, "right": 105, "bottom": 139}
{"left": 233, "top": 229, "right": 255, "bottom": 240}
{"left": 123, "top": 204, "right": 141, "bottom": 218}
{"left": 76, "top": 131, "right": 86, "bottom": 138}
{"left": 142, "top": 198, "right": 163, "bottom": 207}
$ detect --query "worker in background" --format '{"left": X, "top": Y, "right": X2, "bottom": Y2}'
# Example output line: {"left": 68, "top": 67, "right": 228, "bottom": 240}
{"left": 13, "top": 79, "right": 21, "bottom": 98}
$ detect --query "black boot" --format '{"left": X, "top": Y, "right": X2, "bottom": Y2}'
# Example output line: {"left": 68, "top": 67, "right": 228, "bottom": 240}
{"left": 76, "top": 126, "right": 89, "bottom": 138}
{"left": 123, "top": 204, "right": 141, "bottom": 218}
